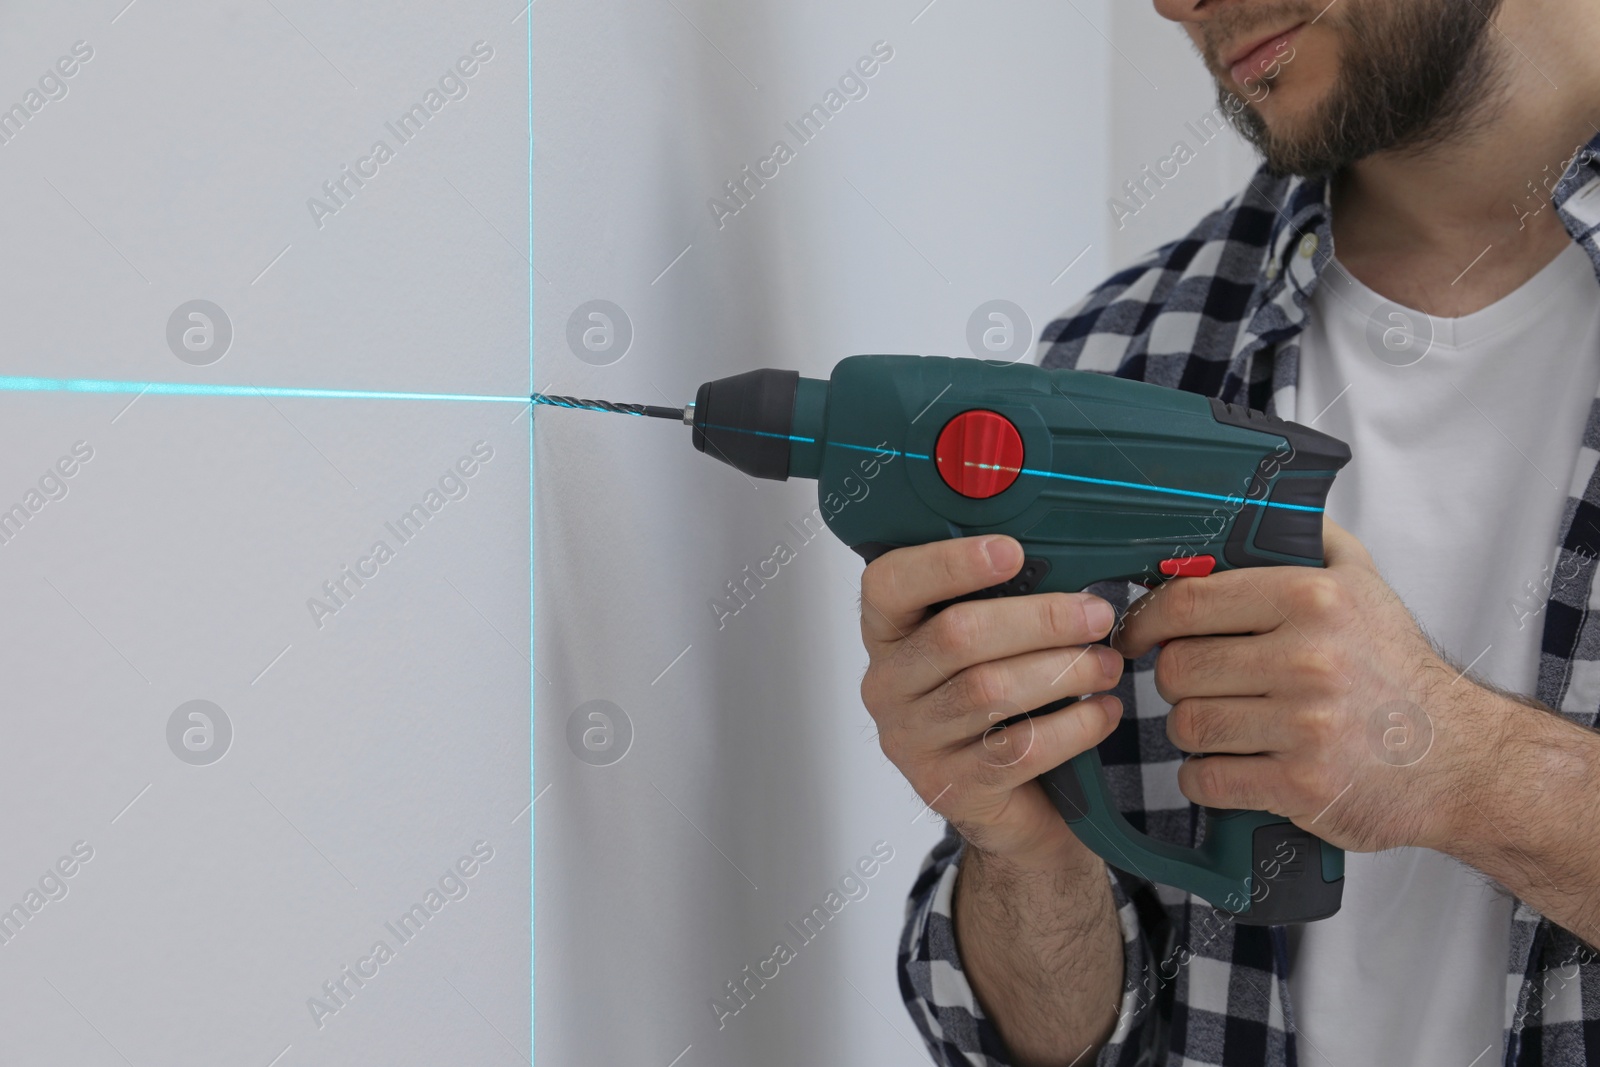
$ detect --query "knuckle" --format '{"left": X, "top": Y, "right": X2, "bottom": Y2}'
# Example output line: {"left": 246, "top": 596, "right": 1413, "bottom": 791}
{"left": 987, "top": 716, "right": 1040, "bottom": 768}
{"left": 941, "top": 540, "right": 983, "bottom": 590}
{"left": 1039, "top": 594, "right": 1080, "bottom": 642}
{"left": 994, "top": 727, "right": 1043, "bottom": 775}
{"left": 1294, "top": 649, "right": 1341, "bottom": 692}
{"left": 1310, "top": 764, "right": 1341, "bottom": 803}
{"left": 859, "top": 558, "right": 887, "bottom": 606}
{"left": 1291, "top": 573, "right": 1345, "bottom": 618}
{"left": 1092, "top": 645, "right": 1125, "bottom": 688}
{"left": 1297, "top": 705, "right": 1340, "bottom": 747}
{"left": 876, "top": 725, "right": 905, "bottom": 767}
{"left": 1185, "top": 757, "right": 1227, "bottom": 804}
{"left": 859, "top": 669, "right": 886, "bottom": 714}
{"left": 864, "top": 701, "right": 919, "bottom": 771}
{"left": 1291, "top": 764, "right": 1338, "bottom": 812}
{"left": 861, "top": 554, "right": 906, "bottom": 614}
{"left": 1154, "top": 643, "right": 1186, "bottom": 694}
{"left": 1168, "top": 700, "right": 1201, "bottom": 750}
{"left": 928, "top": 605, "right": 980, "bottom": 660}
{"left": 959, "top": 662, "right": 1009, "bottom": 711}
{"left": 862, "top": 656, "right": 914, "bottom": 712}
{"left": 1191, "top": 759, "right": 1217, "bottom": 799}
{"left": 1165, "top": 576, "right": 1204, "bottom": 629}
{"left": 1191, "top": 703, "right": 1229, "bottom": 751}
{"left": 1166, "top": 702, "right": 1190, "bottom": 748}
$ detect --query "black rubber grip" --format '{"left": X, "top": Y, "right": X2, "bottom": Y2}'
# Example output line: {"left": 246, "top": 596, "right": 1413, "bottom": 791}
{"left": 1251, "top": 476, "right": 1335, "bottom": 559}
{"left": 1206, "top": 398, "right": 1351, "bottom": 472}
{"left": 1233, "top": 823, "right": 1344, "bottom": 925}
{"left": 1208, "top": 398, "right": 1351, "bottom": 568}
{"left": 1038, "top": 749, "right": 1089, "bottom": 821}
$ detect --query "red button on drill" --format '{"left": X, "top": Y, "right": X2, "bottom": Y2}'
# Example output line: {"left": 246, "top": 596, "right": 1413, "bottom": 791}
{"left": 1158, "top": 554, "right": 1216, "bottom": 578}
{"left": 935, "top": 410, "right": 1024, "bottom": 498}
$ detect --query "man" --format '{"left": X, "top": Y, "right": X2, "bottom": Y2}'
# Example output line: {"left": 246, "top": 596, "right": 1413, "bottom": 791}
{"left": 860, "top": 1, "right": 1600, "bottom": 1064}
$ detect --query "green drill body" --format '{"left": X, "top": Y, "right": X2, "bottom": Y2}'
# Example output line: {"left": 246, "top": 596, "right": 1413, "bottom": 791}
{"left": 690, "top": 354, "right": 1351, "bottom": 923}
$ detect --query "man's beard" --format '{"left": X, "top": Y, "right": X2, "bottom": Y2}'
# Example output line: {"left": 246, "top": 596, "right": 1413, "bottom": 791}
{"left": 1218, "top": 0, "right": 1510, "bottom": 177}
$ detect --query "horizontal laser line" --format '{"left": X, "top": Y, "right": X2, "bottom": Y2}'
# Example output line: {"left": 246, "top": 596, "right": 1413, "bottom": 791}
{"left": 979, "top": 463, "right": 1323, "bottom": 512}
{"left": 701, "top": 421, "right": 815, "bottom": 443}
{"left": 706, "top": 423, "right": 1322, "bottom": 513}
{"left": 0, "top": 375, "right": 530, "bottom": 404}
{"left": 20, "top": 379, "right": 1317, "bottom": 515}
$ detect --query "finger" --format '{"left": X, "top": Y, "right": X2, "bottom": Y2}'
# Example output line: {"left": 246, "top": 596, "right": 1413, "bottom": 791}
{"left": 956, "top": 694, "right": 1124, "bottom": 794}
{"left": 893, "top": 591, "right": 1118, "bottom": 695}
{"left": 859, "top": 536, "right": 1022, "bottom": 646}
{"left": 911, "top": 642, "right": 1125, "bottom": 750}
{"left": 1176, "top": 753, "right": 1290, "bottom": 812}
{"left": 1113, "top": 569, "right": 1288, "bottom": 660}
{"left": 1150, "top": 634, "right": 1276, "bottom": 703}
{"left": 1166, "top": 696, "right": 1281, "bottom": 755}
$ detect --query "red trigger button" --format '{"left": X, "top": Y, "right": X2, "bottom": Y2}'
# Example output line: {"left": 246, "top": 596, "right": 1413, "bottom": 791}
{"left": 1158, "top": 554, "right": 1216, "bottom": 578}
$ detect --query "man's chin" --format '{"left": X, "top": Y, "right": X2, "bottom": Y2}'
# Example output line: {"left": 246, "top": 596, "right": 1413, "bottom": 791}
{"left": 1220, "top": 78, "right": 1351, "bottom": 178}
{"left": 1248, "top": 105, "right": 1318, "bottom": 152}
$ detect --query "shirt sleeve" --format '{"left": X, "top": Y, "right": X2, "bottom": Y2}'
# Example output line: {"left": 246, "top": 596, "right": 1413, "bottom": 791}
{"left": 898, "top": 824, "right": 1166, "bottom": 1067}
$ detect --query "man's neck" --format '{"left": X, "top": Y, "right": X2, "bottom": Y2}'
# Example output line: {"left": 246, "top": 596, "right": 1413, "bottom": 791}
{"left": 1329, "top": 11, "right": 1600, "bottom": 317}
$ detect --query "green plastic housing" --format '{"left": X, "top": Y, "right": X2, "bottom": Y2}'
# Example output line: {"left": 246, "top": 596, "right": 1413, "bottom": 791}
{"left": 796, "top": 354, "right": 1348, "bottom": 922}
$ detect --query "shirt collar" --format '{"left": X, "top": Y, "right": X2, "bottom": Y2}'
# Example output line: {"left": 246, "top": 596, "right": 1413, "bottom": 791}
{"left": 1225, "top": 172, "right": 1333, "bottom": 399}
{"left": 1550, "top": 131, "right": 1600, "bottom": 243}
{"left": 1230, "top": 129, "right": 1600, "bottom": 404}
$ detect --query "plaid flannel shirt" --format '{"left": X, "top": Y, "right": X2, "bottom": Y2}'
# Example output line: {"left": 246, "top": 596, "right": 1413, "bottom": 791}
{"left": 898, "top": 135, "right": 1600, "bottom": 1067}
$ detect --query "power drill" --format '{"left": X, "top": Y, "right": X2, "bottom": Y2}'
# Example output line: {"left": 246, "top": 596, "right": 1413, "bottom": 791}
{"left": 539, "top": 353, "right": 1351, "bottom": 923}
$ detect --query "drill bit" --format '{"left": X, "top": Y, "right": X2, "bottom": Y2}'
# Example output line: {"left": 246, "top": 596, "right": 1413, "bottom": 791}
{"left": 532, "top": 392, "right": 690, "bottom": 423}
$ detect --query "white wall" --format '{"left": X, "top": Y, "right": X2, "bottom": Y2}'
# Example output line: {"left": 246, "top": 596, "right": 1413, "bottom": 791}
{"left": 1109, "top": 3, "right": 1261, "bottom": 268}
{"left": 0, "top": 4, "right": 529, "bottom": 1065}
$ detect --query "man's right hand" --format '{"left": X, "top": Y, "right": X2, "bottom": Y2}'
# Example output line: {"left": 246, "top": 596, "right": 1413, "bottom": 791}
{"left": 860, "top": 534, "right": 1132, "bottom": 1066}
{"left": 858, "top": 534, "right": 1125, "bottom": 866}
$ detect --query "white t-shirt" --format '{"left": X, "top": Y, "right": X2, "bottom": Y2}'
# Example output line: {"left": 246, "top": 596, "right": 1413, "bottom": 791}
{"left": 1288, "top": 239, "right": 1600, "bottom": 1067}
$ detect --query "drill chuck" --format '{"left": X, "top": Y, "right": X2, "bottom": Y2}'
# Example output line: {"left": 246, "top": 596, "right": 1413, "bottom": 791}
{"left": 691, "top": 368, "right": 829, "bottom": 481}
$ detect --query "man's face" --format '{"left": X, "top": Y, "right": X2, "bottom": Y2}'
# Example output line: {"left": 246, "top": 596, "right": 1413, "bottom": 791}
{"left": 1158, "top": 0, "right": 1508, "bottom": 176}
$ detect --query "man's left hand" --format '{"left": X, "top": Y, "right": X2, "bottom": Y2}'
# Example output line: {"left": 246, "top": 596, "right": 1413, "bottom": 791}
{"left": 1111, "top": 519, "right": 1524, "bottom": 854}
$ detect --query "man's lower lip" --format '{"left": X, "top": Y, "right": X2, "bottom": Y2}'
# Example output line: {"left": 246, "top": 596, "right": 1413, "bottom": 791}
{"left": 1228, "top": 25, "right": 1301, "bottom": 87}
